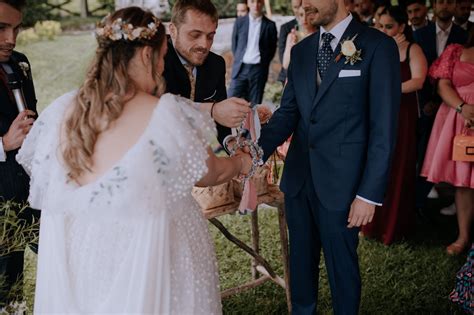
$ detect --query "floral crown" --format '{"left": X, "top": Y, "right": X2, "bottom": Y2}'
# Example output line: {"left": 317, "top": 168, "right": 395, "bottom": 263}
{"left": 95, "top": 14, "right": 161, "bottom": 42}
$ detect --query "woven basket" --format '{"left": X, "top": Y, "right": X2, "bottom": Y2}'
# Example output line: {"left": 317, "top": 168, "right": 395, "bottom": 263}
{"left": 192, "top": 181, "right": 235, "bottom": 210}
{"left": 233, "top": 166, "right": 269, "bottom": 197}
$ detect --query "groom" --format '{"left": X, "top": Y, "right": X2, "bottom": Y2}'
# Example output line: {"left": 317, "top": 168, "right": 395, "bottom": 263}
{"left": 258, "top": 0, "right": 400, "bottom": 312}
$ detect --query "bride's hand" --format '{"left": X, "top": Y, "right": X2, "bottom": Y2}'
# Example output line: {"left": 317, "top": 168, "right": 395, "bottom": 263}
{"left": 236, "top": 151, "right": 252, "bottom": 176}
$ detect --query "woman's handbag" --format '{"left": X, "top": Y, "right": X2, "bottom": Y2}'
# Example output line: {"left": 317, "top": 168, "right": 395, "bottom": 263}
{"left": 452, "top": 129, "right": 474, "bottom": 162}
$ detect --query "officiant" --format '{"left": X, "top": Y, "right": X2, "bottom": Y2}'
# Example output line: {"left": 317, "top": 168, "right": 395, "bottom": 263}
{"left": 164, "top": 0, "right": 251, "bottom": 146}
{"left": 0, "top": 0, "right": 39, "bottom": 303}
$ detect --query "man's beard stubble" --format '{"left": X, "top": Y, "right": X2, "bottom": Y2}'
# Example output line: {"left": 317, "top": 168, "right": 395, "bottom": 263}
{"left": 305, "top": 0, "right": 339, "bottom": 28}
{"left": 174, "top": 36, "right": 209, "bottom": 67}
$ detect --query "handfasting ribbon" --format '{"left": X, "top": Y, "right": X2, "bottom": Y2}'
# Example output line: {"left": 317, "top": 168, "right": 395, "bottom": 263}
{"left": 238, "top": 106, "right": 261, "bottom": 214}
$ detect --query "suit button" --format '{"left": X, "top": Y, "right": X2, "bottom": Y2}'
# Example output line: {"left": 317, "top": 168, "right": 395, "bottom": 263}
{"left": 310, "top": 118, "right": 316, "bottom": 124}
{"left": 310, "top": 144, "right": 316, "bottom": 150}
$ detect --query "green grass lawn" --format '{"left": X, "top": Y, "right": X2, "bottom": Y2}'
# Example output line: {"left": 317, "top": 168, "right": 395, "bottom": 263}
{"left": 15, "top": 33, "right": 469, "bottom": 314}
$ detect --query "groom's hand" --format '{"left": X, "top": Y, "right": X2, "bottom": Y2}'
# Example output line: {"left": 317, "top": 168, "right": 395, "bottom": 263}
{"left": 213, "top": 97, "right": 251, "bottom": 128}
{"left": 347, "top": 198, "right": 375, "bottom": 228}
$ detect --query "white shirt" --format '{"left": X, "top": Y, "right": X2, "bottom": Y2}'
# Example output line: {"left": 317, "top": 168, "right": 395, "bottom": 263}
{"left": 436, "top": 22, "right": 452, "bottom": 57}
{"left": 319, "top": 13, "right": 381, "bottom": 206}
{"left": 175, "top": 46, "right": 197, "bottom": 77}
{"left": 317, "top": 14, "right": 353, "bottom": 85}
{"left": 0, "top": 137, "right": 6, "bottom": 162}
{"left": 242, "top": 14, "right": 262, "bottom": 64}
{"left": 319, "top": 14, "right": 353, "bottom": 52}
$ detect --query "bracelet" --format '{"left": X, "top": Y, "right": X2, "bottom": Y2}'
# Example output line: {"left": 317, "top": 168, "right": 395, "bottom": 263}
{"left": 210, "top": 102, "right": 217, "bottom": 118}
{"left": 455, "top": 102, "right": 465, "bottom": 114}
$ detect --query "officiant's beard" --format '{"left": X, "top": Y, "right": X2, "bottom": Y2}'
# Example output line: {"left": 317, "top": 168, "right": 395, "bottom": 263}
{"left": 0, "top": 44, "right": 14, "bottom": 62}
{"left": 174, "top": 35, "right": 210, "bottom": 67}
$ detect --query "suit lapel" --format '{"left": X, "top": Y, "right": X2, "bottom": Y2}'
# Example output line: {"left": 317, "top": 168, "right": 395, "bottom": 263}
{"left": 242, "top": 16, "right": 250, "bottom": 50}
{"left": 428, "top": 24, "right": 437, "bottom": 61}
{"left": 305, "top": 33, "right": 319, "bottom": 103}
{"left": 312, "top": 19, "right": 363, "bottom": 109}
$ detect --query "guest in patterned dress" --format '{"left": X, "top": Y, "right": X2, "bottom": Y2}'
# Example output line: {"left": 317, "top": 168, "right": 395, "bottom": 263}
{"left": 421, "top": 41, "right": 474, "bottom": 255}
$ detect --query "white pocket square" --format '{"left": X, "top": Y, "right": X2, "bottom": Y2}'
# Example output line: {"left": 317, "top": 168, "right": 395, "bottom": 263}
{"left": 338, "top": 70, "right": 361, "bottom": 77}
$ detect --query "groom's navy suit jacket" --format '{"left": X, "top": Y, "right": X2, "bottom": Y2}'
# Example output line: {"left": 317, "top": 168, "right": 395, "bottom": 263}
{"left": 260, "top": 19, "right": 401, "bottom": 211}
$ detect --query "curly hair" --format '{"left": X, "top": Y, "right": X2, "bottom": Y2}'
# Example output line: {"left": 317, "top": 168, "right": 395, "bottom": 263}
{"left": 62, "top": 7, "right": 166, "bottom": 181}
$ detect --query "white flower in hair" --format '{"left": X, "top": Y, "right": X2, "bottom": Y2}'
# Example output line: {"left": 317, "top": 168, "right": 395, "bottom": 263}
{"left": 95, "top": 15, "right": 161, "bottom": 42}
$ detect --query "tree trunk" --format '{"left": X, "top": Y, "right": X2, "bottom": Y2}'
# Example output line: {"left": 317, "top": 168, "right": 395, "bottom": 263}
{"left": 80, "top": 0, "right": 89, "bottom": 18}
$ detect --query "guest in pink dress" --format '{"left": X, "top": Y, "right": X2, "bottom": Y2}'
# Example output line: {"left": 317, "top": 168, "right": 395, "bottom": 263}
{"left": 421, "top": 41, "right": 474, "bottom": 255}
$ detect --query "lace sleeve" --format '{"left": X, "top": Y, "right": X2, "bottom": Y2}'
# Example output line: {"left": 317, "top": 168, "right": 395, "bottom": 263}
{"left": 429, "top": 44, "right": 463, "bottom": 80}
{"left": 159, "top": 94, "right": 217, "bottom": 202}
{"left": 16, "top": 91, "right": 75, "bottom": 209}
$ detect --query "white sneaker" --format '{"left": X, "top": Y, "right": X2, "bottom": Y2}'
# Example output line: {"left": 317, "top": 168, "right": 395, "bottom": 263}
{"left": 427, "top": 187, "right": 439, "bottom": 199}
{"left": 440, "top": 203, "right": 456, "bottom": 215}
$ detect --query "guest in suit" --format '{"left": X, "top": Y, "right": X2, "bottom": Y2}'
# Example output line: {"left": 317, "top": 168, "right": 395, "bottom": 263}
{"left": 413, "top": 0, "right": 467, "bottom": 212}
{"left": 277, "top": 0, "right": 301, "bottom": 84}
{"left": 0, "top": 0, "right": 38, "bottom": 303}
{"left": 258, "top": 0, "right": 400, "bottom": 311}
{"left": 406, "top": 0, "right": 430, "bottom": 31}
{"left": 454, "top": 0, "right": 474, "bottom": 38}
{"left": 165, "top": 0, "right": 251, "bottom": 145}
{"left": 228, "top": 0, "right": 277, "bottom": 104}
{"left": 354, "top": 0, "right": 375, "bottom": 25}
{"left": 236, "top": 0, "right": 249, "bottom": 17}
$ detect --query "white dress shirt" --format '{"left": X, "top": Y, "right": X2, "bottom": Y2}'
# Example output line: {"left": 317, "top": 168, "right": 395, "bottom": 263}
{"left": 318, "top": 14, "right": 381, "bottom": 206}
{"left": 436, "top": 22, "right": 452, "bottom": 57}
{"left": 0, "top": 137, "right": 6, "bottom": 162}
{"left": 242, "top": 14, "right": 262, "bottom": 64}
{"left": 316, "top": 14, "right": 353, "bottom": 85}
{"left": 175, "top": 46, "right": 197, "bottom": 77}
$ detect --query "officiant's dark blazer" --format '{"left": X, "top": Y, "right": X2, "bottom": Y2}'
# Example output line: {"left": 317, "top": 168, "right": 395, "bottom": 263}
{"left": 163, "top": 37, "right": 231, "bottom": 145}
{"left": 260, "top": 19, "right": 401, "bottom": 211}
{"left": 0, "top": 51, "right": 37, "bottom": 203}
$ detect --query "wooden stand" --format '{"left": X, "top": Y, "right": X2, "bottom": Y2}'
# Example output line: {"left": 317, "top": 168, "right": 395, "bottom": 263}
{"left": 203, "top": 185, "right": 291, "bottom": 313}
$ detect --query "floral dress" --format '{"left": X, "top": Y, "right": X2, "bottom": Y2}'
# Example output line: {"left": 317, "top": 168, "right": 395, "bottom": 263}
{"left": 17, "top": 92, "right": 222, "bottom": 314}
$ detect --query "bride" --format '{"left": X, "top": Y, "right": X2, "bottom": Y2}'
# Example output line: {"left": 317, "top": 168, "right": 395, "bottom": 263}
{"left": 16, "top": 7, "right": 251, "bottom": 314}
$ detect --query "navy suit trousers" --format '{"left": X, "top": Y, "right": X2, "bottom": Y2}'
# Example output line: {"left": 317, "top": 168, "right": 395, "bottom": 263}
{"left": 285, "top": 175, "right": 361, "bottom": 315}
{"left": 228, "top": 63, "right": 267, "bottom": 104}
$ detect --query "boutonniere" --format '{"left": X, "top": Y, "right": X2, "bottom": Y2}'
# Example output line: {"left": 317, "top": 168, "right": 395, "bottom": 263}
{"left": 335, "top": 34, "right": 362, "bottom": 65}
{"left": 18, "top": 62, "right": 30, "bottom": 79}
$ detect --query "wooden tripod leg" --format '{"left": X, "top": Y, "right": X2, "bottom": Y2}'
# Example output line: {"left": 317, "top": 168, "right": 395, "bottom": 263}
{"left": 278, "top": 204, "right": 292, "bottom": 313}
{"left": 251, "top": 209, "right": 260, "bottom": 280}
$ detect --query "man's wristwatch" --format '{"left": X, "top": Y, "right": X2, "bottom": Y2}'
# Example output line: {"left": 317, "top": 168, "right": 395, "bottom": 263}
{"left": 455, "top": 102, "right": 465, "bottom": 114}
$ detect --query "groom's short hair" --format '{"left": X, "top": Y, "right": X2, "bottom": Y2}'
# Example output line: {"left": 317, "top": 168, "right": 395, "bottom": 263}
{"left": 171, "top": 0, "right": 219, "bottom": 27}
{"left": 0, "top": 0, "right": 26, "bottom": 11}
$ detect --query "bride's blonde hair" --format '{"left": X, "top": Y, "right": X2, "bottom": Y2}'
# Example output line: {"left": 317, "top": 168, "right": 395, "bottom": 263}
{"left": 63, "top": 7, "right": 166, "bottom": 181}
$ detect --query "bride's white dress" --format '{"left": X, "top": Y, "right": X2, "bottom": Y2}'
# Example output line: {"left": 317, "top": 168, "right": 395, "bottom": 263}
{"left": 17, "top": 92, "right": 222, "bottom": 314}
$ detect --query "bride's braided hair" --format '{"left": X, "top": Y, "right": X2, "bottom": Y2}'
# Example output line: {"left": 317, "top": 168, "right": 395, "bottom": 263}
{"left": 62, "top": 7, "right": 166, "bottom": 181}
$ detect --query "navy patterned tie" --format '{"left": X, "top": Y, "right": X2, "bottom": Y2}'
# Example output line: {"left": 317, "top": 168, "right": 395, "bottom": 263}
{"left": 317, "top": 32, "right": 335, "bottom": 80}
